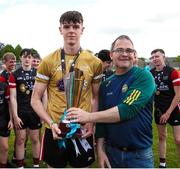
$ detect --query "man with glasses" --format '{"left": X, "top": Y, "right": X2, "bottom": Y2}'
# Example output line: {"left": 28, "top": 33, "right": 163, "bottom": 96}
{"left": 150, "top": 49, "right": 180, "bottom": 168}
{"left": 67, "top": 35, "right": 156, "bottom": 168}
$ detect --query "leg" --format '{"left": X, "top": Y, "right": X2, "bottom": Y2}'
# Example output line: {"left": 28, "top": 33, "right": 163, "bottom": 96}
{"left": 0, "top": 136, "right": 9, "bottom": 167}
{"left": 24, "top": 129, "right": 29, "bottom": 156}
{"left": 157, "top": 124, "right": 167, "bottom": 167}
{"left": 15, "top": 129, "right": 26, "bottom": 167}
{"left": 172, "top": 125, "right": 180, "bottom": 159}
{"left": 12, "top": 129, "right": 17, "bottom": 163}
{"left": 28, "top": 129, "right": 40, "bottom": 167}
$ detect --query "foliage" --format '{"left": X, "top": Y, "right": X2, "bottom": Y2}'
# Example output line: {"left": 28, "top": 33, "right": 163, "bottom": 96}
{"left": 31, "top": 48, "right": 38, "bottom": 55}
{"left": 0, "top": 43, "right": 38, "bottom": 61}
{"left": 0, "top": 44, "right": 15, "bottom": 60}
{"left": 138, "top": 57, "right": 146, "bottom": 61}
{"left": 14, "top": 45, "right": 22, "bottom": 61}
{"left": 175, "top": 55, "right": 180, "bottom": 62}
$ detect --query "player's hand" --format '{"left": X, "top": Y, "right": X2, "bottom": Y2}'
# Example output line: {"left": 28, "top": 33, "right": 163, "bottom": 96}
{"left": 51, "top": 123, "right": 62, "bottom": 140}
{"left": 13, "top": 116, "right": 24, "bottom": 129}
{"left": 81, "top": 123, "right": 94, "bottom": 139}
{"left": 160, "top": 112, "right": 170, "bottom": 124}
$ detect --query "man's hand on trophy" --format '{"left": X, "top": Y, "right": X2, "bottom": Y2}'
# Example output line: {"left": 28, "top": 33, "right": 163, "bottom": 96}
{"left": 66, "top": 107, "right": 92, "bottom": 123}
{"left": 50, "top": 122, "right": 62, "bottom": 140}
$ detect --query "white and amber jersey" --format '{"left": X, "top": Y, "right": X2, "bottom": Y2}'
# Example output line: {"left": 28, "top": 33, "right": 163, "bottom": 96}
{"left": 36, "top": 49, "right": 103, "bottom": 125}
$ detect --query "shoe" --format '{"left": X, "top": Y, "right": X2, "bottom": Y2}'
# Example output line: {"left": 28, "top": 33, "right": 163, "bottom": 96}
{"left": 11, "top": 157, "right": 17, "bottom": 165}
{"left": 7, "top": 161, "right": 15, "bottom": 168}
{"left": 159, "top": 165, "right": 166, "bottom": 168}
{"left": 33, "top": 164, "right": 40, "bottom": 168}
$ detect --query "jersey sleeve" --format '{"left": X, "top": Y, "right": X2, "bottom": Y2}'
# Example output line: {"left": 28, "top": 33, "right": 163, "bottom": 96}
{"left": 95, "top": 82, "right": 106, "bottom": 139}
{"left": 171, "top": 69, "right": 180, "bottom": 86}
{"left": 118, "top": 69, "right": 156, "bottom": 121}
{"left": 92, "top": 58, "right": 103, "bottom": 84}
{"left": 36, "top": 58, "right": 51, "bottom": 84}
{"left": 0, "top": 75, "right": 6, "bottom": 83}
{"left": 5, "top": 86, "right": 10, "bottom": 101}
{"left": 9, "top": 73, "right": 16, "bottom": 88}
{"left": 0, "top": 76, "right": 9, "bottom": 100}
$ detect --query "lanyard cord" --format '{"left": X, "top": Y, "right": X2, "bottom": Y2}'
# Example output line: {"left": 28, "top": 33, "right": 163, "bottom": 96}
{"left": 61, "top": 48, "right": 81, "bottom": 75}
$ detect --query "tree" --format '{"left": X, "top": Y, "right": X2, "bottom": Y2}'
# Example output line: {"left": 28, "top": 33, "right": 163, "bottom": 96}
{"left": 0, "top": 44, "right": 39, "bottom": 62}
{"left": 0, "top": 42, "right": 5, "bottom": 50}
{"left": 14, "top": 44, "right": 22, "bottom": 61}
{"left": 175, "top": 55, "right": 180, "bottom": 62}
{"left": 0, "top": 44, "right": 15, "bottom": 60}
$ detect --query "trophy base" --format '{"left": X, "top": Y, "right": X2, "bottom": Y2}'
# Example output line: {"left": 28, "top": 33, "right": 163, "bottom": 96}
{"left": 58, "top": 121, "right": 82, "bottom": 138}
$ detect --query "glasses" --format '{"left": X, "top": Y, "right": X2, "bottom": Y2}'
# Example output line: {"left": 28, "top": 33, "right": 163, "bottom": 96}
{"left": 112, "top": 48, "right": 135, "bottom": 55}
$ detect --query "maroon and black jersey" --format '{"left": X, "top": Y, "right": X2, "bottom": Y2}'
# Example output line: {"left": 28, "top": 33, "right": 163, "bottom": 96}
{"left": 9, "top": 67, "right": 37, "bottom": 113}
{"left": 1, "top": 69, "right": 10, "bottom": 84}
{"left": 151, "top": 65, "right": 180, "bottom": 113}
{"left": 0, "top": 75, "right": 10, "bottom": 129}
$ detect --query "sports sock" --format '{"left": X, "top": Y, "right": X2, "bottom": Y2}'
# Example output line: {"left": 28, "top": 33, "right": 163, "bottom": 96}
{"left": 159, "top": 158, "right": 166, "bottom": 167}
{"left": 0, "top": 163, "right": 7, "bottom": 168}
{"left": 33, "top": 158, "right": 40, "bottom": 168}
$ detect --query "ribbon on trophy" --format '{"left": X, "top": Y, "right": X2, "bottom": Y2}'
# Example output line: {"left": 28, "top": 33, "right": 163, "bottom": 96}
{"left": 58, "top": 68, "right": 85, "bottom": 148}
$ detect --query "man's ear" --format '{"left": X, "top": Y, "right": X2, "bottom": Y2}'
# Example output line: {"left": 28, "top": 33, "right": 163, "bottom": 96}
{"left": 81, "top": 26, "right": 85, "bottom": 35}
{"left": 110, "top": 51, "right": 113, "bottom": 60}
{"left": 59, "top": 26, "right": 63, "bottom": 35}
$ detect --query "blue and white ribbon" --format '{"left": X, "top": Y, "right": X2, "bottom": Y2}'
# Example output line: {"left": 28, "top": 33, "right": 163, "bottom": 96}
{"left": 58, "top": 109, "right": 81, "bottom": 148}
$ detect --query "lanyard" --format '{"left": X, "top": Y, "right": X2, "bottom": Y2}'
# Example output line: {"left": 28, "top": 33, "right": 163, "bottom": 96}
{"left": 61, "top": 48, "right": 81, "bottom": 75}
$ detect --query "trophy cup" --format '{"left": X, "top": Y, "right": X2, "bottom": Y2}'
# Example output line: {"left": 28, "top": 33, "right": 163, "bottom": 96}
{"left": 58, "top": 68, "right": 85, "bottom": 138}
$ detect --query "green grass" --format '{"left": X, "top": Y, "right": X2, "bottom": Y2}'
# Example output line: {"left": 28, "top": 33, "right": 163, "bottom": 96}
{"left": 152, "top": 121, "right": 180, "bottom": 168}
{"left": 8, "top": 120, "right": 180, "bottom": 168}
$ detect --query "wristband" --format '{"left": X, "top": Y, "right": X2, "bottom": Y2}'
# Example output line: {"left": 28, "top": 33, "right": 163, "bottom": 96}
{"left": 50, "top": 120, "right": 56, "bottom": 128}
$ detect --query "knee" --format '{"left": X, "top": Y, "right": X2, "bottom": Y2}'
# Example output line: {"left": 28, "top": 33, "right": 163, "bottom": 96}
{"left": 16, "top": 137, "right": 26, "bottom": 145}
{"left": 0, "top": 144, "right": 8, "bottom": 153}
{"left": 31, "top": 138, "right": 40, "bottom": 145}
{"left": 174, "top": 137, "right": 180, "bottom": 145}
{"left": 158, "top": 132, "right": 167, "bottom": 141}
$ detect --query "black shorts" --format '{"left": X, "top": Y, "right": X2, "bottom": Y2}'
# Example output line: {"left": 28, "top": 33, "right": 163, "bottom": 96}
{"left": 0, "top": 128, "right": 10, "bottom": 137}
{"left": 40, "top": 128, "right": 95, "bottom": 168}
{"left": 154, "top": 107, "right": 180, "bottom": 126}
{"left": 0, "top": 115, "right": 10, "bottom": 137}
{"left": 18, "top": 111, "right": 42, "bottom": 129}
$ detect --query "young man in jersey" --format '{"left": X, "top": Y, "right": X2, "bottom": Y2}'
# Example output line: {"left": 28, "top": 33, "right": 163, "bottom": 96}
{"left": 150, "top": 49, "right": 180, "bottom": 168}
{"left": 9, "top": 48, "right": 42, "bottom": 168}
{"left": 31, "top": 53, "right": 42, "bottom": 69}
{"left": 31, "top": 11, "right": 102, "bottom": 168}
{"left": 1, "top": 52, "right": 16, "bottom": 81}
{"left": 0, "top": 52, "right": 16, "bottom": 168}
{"left": 97, "top": 49, "right": 113, "bottom": 81}
{"left": 0, "top": 53, "right": 15, "bottom": 167}
{"left": 67, "top": 35, "right": 156, "bottom": 168}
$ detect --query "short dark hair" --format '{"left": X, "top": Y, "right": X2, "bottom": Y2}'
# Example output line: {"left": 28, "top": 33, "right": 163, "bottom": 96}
{"left": 59, "top": 11, "right": 83, "bottom": 24}
{"left": 32, "top": 53, "right": 41, "bottom": 60}
{"left": 98, "top": 49, "right": 111, "bottom": 62}
{"left": 151, "top": 49, "right": 165, "bottom": 55}
{"left": 111, "top": 35, "right": 134, "bottom": 51}
{"left": 20, "top": 48, "right": 32, "bottom": 57}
